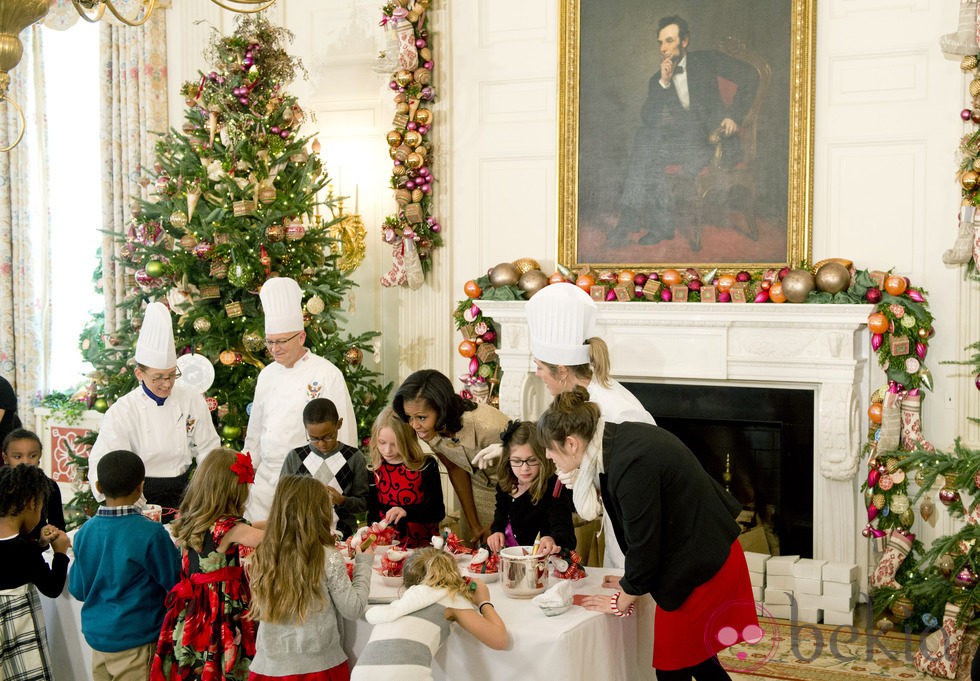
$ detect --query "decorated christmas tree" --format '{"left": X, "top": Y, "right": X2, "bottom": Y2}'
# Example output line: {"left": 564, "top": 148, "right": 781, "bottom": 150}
{"left": 66, "top": 16, "right": 389, "bottom": 523}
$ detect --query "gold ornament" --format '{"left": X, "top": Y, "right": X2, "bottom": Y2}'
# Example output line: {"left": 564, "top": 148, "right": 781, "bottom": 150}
{"left": 405, "top": 152, "right": 423, "bottom": 169}
{"left": 971, "top": 79, "right": 980, "bottom": 98}
{"left": 813, "top": 262, "right": 850, "bottom": 294}
{"left": 963, "top": 170, "right": 980, "bottom": 190}
{"left": 242, "top": 329, "right": 264, "bottom": 353}
{"left": 973, "top": 158, "right": 980, "bottom": 172}
{"left": 962, "top": 55, "right": 978, "bottom": 71}
{"left": 193, "top": 317, "right": 211, "bottom": 333}
{"left": 327, "top": 213, "right": 367, "bottom": 274}
{"left": 395, "top": 70, "right": 413, "bottom": 87}
{"left": 344, "top": 347, "right": 363, "bottom": 367}
{"left": 489, "top": 262, "right": 520, "bottom": 287}
{"left": 386, "top": 130, "right": 403, "bottom": 147}
{"left": 779, "top": 269, "right": 815, "bottom": 303}
{"left": 938, "top": 553, "right": 955, "bottom": 576}
{"left": 266, "top": 223, "right": 285, "bottom": 242}
{"left": 518, "top": 269, "right": 549, "bottom": 299}
{"left": 872, "top": 492, "right": 886, "bottom": 510}
{"left": 890, "top": 597, "right": 914, "bottom": 619}
{"left": 179, "top": 234, "right": 199, "bottom": 251}
{"left": 403, "top": 130, "right": 422, "bottom": 148}
{"left": 306, "top": 295, "right": 325, "bottom": 315}
{"left": 512, "top": 257, "right": 541, "bottom": 275}
{"left": 392, "top": 165, "right": 407, "bottom": 177}
{"left": 258, "top": 186, "right": 277, "bottom": 204}
{"left": 170, "top": 210, "right": 188, "bottom": 231}
{"left": 415, "top": 108, "right": 432, "bottom": 126}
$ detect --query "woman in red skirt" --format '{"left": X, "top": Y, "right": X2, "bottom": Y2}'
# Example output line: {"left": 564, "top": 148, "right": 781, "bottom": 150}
{"left": 537, "top": 387, "right": 760, "bottom": 681}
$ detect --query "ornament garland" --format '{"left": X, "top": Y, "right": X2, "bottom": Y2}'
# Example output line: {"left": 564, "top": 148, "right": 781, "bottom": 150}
{"left": 378, "top": 0, "right": 444, "bottom": 289}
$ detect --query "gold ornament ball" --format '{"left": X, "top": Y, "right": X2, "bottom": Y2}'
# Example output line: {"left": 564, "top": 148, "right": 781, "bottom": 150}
{"left": 890, "top": 597, "right": 914, "bottom": 620}
{"left": 779, "top": 269, "right": 815, "bottom": 303}
{"left": 170, "top": 210, "right": 188, "bottom": 231}
{"left": 395, "top": 69, "right": 414, "bottom": 87}
{"left": 386, "top": 130, "right": 403, "bottom": 147}
{"left": 306, "top": 295, "right": 326, "bottom": 315}
{"left": 411, "top": 188, "right": 424, "bottom": 203}
{"left": 518, "top": 269, "right": 550, "bottom": 299}
{"left": 242, "top": 329, "right": 264, "bottom": 353}
{"left": 286, "top": 221, "right": 306, "bottom": 241}
{"left": 405, "top": 152, "right": 424, "bottom": 169}
{"left": 392, "top": 165, "right": 407, "bottom": 177}
{"left": 415, "top": 109, "right": 432, "bottom": 126}
{"left": 403, "top": 130, "right": 422, "bottom": 148}
{"left": 489, "top": 262, "right": 521, "bottom": 287}
{"left": 899, "top": 509, "right": 915, "bottom": 527}
{"left": 344, "top": 347, "right": 363, "bottom": 367}
{"left": 973, "top": 159, "right": 980, "bottom": 172}
{"left": 179, "top": 234, "right": 199, "bottom": 250}
{"left": 193, "top": 317, "right": 211, "bottom": 333}
{"left": 962, "top": 170, "right": 979, "bottom": 190}
{"left": 962, "top": 55, "right": 978, "bottom": 71}
{"left": 938, "top": 554, "right": 956, "bottom": 576}
{"left": 258, "top": 187, "right": 277, "bottom": 204}
{"left": 512, "top": 257, "right": 541, "bottom": 276}
{"left": 814, "top": 262, "right": 850, "bottom": 294}
{"left": 266, "top": 223, "right": 285, "bottom": 242}
{"left": 971, "top": 79, "right": 980, "bottom": 97}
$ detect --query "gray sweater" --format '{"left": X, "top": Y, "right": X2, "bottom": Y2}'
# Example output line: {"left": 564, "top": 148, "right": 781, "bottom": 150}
{"left": 249, "top": 548, "right": 372, "bottom": 675}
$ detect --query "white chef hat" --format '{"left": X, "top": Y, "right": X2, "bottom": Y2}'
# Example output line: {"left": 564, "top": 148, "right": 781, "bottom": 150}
{"left": 135, "top": 302, "right": 177, "bottom": 369}
{"left": 261, "top": 277, "right": 304, "bottom": 335}
{"left": 526, "top": 282, "right": 596, "bottom": 366}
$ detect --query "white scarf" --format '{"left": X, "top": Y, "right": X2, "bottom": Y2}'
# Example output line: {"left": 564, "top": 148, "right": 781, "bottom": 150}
{"left": 571, "top": 418, "right": 605, "bottom": 521}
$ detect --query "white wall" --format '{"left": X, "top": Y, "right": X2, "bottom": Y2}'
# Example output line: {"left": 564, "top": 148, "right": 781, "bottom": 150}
{"left": 165, "top": 1, "right": 980, "bottom": 468}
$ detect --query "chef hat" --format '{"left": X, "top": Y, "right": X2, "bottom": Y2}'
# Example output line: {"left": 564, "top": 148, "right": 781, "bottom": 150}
{"left": 526, "top": 282, "right": 596, "bottom": 366}
{"left": 261, "top": 277, "right": 304, "bottom": 335}
{"left": 135, "top": 302, "right": 177, "bottom": 369}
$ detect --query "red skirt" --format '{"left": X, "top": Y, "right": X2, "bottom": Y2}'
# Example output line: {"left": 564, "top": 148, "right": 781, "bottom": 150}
{"left": 652, "top": 540, "right": 760, "bottom": 670}
{"left": 248, "top": 661, "right": 349, "bottom": 681}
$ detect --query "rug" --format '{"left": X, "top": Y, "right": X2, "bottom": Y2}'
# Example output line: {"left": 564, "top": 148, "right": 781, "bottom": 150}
{"left": 718, "top": 615, "right": 978, "bottom": 681}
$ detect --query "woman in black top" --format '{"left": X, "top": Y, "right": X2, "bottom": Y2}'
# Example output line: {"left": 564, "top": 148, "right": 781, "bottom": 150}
{"left": 486, "top": 421, "right": 574, "bottom": 555}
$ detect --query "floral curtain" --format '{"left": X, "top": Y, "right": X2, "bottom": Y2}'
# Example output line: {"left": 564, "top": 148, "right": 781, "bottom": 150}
{"left": 0, "top": 27, "right": 47, "bottom": 428}
{"left": 100, "top": 12, "right": 168, "bottom": 335}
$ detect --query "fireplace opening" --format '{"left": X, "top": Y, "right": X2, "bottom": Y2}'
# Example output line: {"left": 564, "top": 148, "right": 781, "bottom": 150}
{"left": 622, "top": 383, "right": 815, "bottom": 558}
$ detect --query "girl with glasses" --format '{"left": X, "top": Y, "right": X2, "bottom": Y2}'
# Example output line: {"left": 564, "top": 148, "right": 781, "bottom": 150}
{"left": 486, "top": 420, "right": 574, "bottom": 556}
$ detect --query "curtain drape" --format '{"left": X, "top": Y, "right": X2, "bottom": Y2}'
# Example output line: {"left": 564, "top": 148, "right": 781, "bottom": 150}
{"left": 0, "top": 26, "right": 47, "bottom": 429}
{"left": 100, "top": 12, "right": 168, "bottom": 336}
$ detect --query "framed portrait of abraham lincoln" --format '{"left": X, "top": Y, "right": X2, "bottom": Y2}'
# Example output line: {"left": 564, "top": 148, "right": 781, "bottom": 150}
{"left": 559, "top": 0, "right": 815, "bottom": 270}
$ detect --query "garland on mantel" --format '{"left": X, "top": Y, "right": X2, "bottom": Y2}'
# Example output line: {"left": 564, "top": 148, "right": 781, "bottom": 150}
{"left": 378, "top": 0, "right": 444, "bottom": 289}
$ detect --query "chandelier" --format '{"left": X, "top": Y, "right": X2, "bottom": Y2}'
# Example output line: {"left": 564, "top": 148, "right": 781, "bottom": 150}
{"left": 0, "top": 0, "right": 279, "bottom": 151}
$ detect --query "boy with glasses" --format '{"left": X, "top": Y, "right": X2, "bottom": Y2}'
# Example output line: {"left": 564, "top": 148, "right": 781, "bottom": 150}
{"left": 88, "top": 303, "right": 219, "bottom": 517}
{"left": 279, "top": 398, "right": 368, "bottom": 538}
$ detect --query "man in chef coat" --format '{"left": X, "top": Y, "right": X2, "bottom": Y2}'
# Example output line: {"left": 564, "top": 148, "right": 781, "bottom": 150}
{"left": 88, "top": 303, "right": 220, "bottom": 516}
{"left": 244, "top": 277, "right": 358, "bottom": 521}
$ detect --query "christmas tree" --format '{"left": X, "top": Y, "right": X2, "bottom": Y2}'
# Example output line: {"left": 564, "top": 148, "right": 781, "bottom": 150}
{"left": 66, "top": 15, "right": 389, "bottom": 525}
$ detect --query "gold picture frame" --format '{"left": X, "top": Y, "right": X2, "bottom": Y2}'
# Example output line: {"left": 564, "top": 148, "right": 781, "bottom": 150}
{"left": 558, "top": 0, "right": 815, "bottom": 271}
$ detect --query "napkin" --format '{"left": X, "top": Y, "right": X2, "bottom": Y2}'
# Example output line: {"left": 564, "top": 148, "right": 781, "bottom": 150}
{"left": 532, "top": 580, "right": 573, "bottom": 608}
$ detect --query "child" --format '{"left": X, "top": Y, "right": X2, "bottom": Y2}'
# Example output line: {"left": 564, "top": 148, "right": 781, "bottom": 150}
{"left": 280, "top": 398, "right": 369, "bottom": 538}
{"left": 2, "top": 428, "right": 65, "bottom": 546}
{"left": 486, "top": 420, "right": 575, "bottom": 556}
{"left": 248, "top": 475, "right": 373, "bottom": 680}
{"left": 151, "top": 448, "right": 264, "bottom": 681}
{"left": 69, "top": 449, "right": 181, "bottom": 680}
{"left": 367, "top": 408, "right": 445, "bottom": 548}
{"left": 351, "top": 547, "right": 508, "bottom": 680}
{"left": 0, "top": 464, "right": 71, "bottom": 681}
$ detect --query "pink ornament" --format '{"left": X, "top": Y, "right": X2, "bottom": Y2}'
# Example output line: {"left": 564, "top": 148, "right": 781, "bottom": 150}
{"left": 862, "top": 525, "right": 872, "bottom": 538}
{"left": 736, "top": 270, "right": 751, "bottom": 282}
{"left": 605, "top": 289, "right": 617, "bottom": 301}
{"left": 939, "top": 487, "right": 960, "bottom": 506}
{"left": 866, "top": 287, "right": 882, "bottom": 304}
{"left": 660, "top": 288, "right": 672, "bottom": 302}
{"left": 688, "top": 279, "right": 702, "bottom": 292}
{"left": 633, "top": 273, "right": 648, "bottom": 287}
{"left": 431, "top": 222, "right": 441, "bottom": 233}
{"left": 717, "top": 291, "right": 731, "bottom": 303}
{"left": 871, "top": 333, "right": 883, "bottom": 351}
{"left": 460, "top": 389, "right": 473, "bottom": 400}
{"left": 635, "top": 285, "right": 644, "bottom": 297}
{"left": 424, "top": 61, "right": 434, "bottom": 70}
{"left": 470, "top": 303, "right": 481, "bottom": 317}
{"left": 871, "top": 528, "right": 886, "bottom": 538}
{"left": 778, "top": 266, "right": 790, "bottom": 279}
{"left": 647, "top": 272, "right": 660, "bottom": 281}
{"left": 907, "top": 288, "right": 925, "bottom": 303}
{"left": 415, "top": 38, "right": 426, "bottom": 48}
{"left": 915, "top": 341, "right": 927, "bottom": 360}
{"left": 867, "top": 505, "right": 878, "bottom": 521}
{"left": 868, "top": 468, "right": 880, "bottom": 488}
{"left": 975, "top": 373, "right": 980, "bottom": 391}
{"left": 468, "top": 357, "right": 480, "bottom": 375}
{"left": 421, "top": 184, "right": 431, "bottom": 193}
{"left": 482, "top": 330, "right": 496, "bottom": 343}
{"left": 963, "top": 109, "right": 973, "bottom": 121}
{"left": 753, "top": 290, "right": 770, "bottom": 303}
{"left": 405, "top": 180, "right": 416, "bottom": 190}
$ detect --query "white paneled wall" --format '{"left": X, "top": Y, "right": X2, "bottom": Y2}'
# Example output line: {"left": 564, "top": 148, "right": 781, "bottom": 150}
{"left": 163, "top": 2, "right": 980, "bottom": 468}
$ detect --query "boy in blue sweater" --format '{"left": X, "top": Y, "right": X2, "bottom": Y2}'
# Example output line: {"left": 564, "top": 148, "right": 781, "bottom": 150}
{"left": 69, "top": 449, "right": 180, "bottom": 680}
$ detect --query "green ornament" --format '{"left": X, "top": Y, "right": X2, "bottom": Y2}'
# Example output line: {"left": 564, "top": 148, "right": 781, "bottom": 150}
{"left": 145, "top": 260, "right": 166, "bottom": 278}
{"left": 900, "top": 315, "right": 916, "bottom": 329}
{"left": 93, "top": 398, "right": 109, "bottom": 413}
{"left": 228, "top": 262, "right": 256, "bottom": 289}
{"left": 222, "top": 424, "right": 242, "bottom": 440}
{"left": 477, "top": 363, "right": 494, "bottom": 379}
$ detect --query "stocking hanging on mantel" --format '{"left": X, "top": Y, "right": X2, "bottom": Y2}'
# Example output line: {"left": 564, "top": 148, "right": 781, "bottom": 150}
{"left": 942, "top": 205, "right": 977, "bottom": 265}
{"left": 939, "top": 0, "right": 979, "bottom": 57}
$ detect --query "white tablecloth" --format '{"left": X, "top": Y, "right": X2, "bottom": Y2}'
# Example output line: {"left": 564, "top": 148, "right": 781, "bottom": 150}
{"left": 41, "top": 561, "right": 655, "bottom": 681}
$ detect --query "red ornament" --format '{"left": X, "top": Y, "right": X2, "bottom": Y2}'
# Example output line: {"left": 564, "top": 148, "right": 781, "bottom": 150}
{"left": 868, "top": 468, "right": 881, "bottom": 487}
{"left": 866, "top": 287, "right": 882, "bottom": 304}
{"left": 871, "top": 333, "right": 883, "bottom": 351}
{"left": 939, "top": 487, "right": 961, "bottom": 506}
{"left": 867, "top": 504, "right": 878, "bottom": 521}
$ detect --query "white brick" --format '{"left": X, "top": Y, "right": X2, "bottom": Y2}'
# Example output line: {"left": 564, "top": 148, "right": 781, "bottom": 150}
{"left": 822, "top": 594, "right": 856, "bottom": 612}
{"left": 744, "top": 551, "right": 771, "bottom": 573}
{"left": 752, "top": 585, "right": 764, "bottom": 602}
{"left": 794, "top": 577, "right": 822, "bottom": 595}
{"left": 797, "top": 607, "right": 823, "bottom": 624}
{"left": 765, "top": 555, "right": 800, "bottom": 576}
{"left": 822, "top": 608, "right": 855, "bottom": 626}
{"left": 750, "top": 570, "right": 766, "bottom": 588}
{"left": 793, "top": 594, "right": 824, "bottom": 611}
{"left": 766, "top": 574, "right": 795, "bottom": 590}
{"left": 764, "top": 588, "right": 794, "bottom": 605}
{"left": 823, "top": 580, "right": 859, "bottom": 599}
{"left": 765, "top": 603, "right": 794, "bottom": 619}
{"left": 791, "top": 558, "right": 826, "bottom": 581}
{"left": 822, "top": 562, "right": 859, "bottom": 583}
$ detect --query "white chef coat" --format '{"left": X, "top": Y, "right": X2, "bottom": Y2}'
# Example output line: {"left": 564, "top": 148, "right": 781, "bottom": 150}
{"left": 587, "top": 377, "right": 657, "bottom": 569}
{"left": 244, "top": 350, "right": 357, "bottom": 521}
{"left": 88, "top": 382, "right": 221, "bottom": 501}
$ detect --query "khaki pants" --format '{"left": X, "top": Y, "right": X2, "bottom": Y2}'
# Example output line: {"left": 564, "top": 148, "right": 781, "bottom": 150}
{"left": 92, "top": 642, "right": 155, "bottom": 681}
{"left": 573, "top": 514, "right": 605, "bottom": 567}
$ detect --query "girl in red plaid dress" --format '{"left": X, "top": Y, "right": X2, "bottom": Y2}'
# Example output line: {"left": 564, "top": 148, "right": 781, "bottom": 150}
{"left": 151, "top": 449, "right": 264, "bottom": 681}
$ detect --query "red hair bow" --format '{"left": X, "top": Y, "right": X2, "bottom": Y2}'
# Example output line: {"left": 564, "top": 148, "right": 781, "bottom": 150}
{"left": 230, "top": 451, "right": 255, "bottom": 485}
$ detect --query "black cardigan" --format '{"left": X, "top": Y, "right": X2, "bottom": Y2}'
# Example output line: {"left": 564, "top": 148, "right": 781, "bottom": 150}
{"left": 599, "top": 421, "right": 741, "bottom": 611}
{"left": 490, "top": 473, "right": 575, "bottom": 550}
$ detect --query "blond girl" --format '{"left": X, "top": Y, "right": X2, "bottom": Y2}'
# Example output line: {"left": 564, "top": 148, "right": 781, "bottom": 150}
{"left": 151, "top": 449, "right": 264, "bottom": 681}
{"left": 367, "top": 408, "right": 444, "bottom": 548}
{"left": 248, "top": 476, "right": 373, "bottom": 681}
{"left": 351, "top": 548, "right": 508, "bottom": 680}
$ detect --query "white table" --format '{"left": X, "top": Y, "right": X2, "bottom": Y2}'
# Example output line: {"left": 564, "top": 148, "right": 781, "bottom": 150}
{"left": 42, "top": 561, "right": 655, "bottom": 681}
{"left": 345, "top": 567, "right": 656, "bottom": 681}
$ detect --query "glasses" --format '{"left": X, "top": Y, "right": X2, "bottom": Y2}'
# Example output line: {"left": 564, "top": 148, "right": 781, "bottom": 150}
{"left": 264, "top": 331, "right": 302, "bottom": 349}
{"left": 509, "top": 458, "right": 541, "bottom": 469}
{"left": 144, "top": 369, "right": 181, "bottom": 385}
{"left": 308, "top": 434, "right": 336, "bottom": 445}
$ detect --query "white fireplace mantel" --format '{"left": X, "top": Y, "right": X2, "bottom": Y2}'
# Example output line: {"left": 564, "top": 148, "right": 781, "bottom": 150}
{"left": 478, "top": 300, "right": 873, "bottom": 569}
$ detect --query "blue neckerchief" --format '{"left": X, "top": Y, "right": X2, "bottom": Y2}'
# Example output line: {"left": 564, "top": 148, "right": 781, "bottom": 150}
{"left": 141, "top": 381, "right": 167, "bottom": 406}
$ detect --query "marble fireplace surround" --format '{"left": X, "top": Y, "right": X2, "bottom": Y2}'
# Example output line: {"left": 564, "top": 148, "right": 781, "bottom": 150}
{"left": 478, "top": 300, "right": 874, "bottom": 570}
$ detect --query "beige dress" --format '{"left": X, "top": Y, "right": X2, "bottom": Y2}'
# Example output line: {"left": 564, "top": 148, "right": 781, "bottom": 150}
{"left": 425, "top": 403, "right": 510, "bottom": 540}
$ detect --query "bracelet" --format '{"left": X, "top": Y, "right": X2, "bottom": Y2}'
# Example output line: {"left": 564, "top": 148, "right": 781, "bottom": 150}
{"left": 610, "top": 591, "right": 635, "bottom": 618}
{"left": 478, "top": 601, "right": 494, "bottom": 613}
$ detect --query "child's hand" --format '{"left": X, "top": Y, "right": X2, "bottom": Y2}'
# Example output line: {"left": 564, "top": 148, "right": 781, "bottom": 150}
{"left": 384, "top": 507, "right": 407, "bottom": 525}
{"left": 50, "top": 530, "right": 71, "bottom": 554}
{"left": 38, "top": 524, "right": 59, "bottom": 547}
{"left": 326, "top": 485, "right": 345, "bottom": 506}
{"left": 537, "top": 536, "right": 558, "bottom": 555}
{"left": 471, "top": 578, "right": 491, "bottom": 605}
{"left": 486, "top": 532, "right": 505, "bottom": 553}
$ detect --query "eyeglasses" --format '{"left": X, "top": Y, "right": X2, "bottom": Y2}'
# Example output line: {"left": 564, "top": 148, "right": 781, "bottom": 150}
{"left": 264, "top": 331, "right": 302, "bottom": 349}
{"left": 509, "top": 458, "right": 541, "bottom": 469}
{"left": 308, "top": 434, "right": 337, "bottom": 445}
{"left": 144, "top": 369, "right": 181, "bottom": 385}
